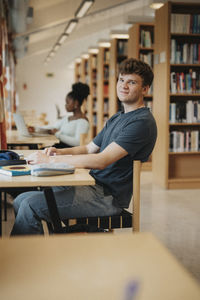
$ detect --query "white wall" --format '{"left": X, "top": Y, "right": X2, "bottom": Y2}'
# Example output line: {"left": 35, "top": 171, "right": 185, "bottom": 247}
{"left": 16, "top": 55, "right": 74, "bottom": 125}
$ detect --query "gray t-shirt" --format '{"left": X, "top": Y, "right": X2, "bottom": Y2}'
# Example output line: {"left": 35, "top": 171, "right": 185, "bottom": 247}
{"left": 90, "top": 107, "right": 157, "bottom": 208}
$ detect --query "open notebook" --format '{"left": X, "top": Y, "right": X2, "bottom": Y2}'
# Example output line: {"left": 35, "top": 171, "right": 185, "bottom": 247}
{"left": 13, "top": 113, "right": 50, "bottom": 137}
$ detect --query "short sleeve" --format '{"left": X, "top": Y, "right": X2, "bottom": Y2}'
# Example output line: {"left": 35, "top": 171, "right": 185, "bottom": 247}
{"left": 115, "top": 119, "right": 151, "bottom": 156}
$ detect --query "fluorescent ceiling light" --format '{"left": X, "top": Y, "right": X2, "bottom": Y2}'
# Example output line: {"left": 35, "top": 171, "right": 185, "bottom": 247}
{"left": 149, "top": 1, "right": 164, "bottom": 9}
{"left": 88, "top": 48, "right": 99, "bottom": 54}
{"left": 49, "top": 51, "right": 55, "bottom": 57}
{"left": 58, "top": 33, "right": 68, "bottom": 44}
{"left": 110, "top": 33, "right": 129, "bottom": 39}
{"left": 98, "top": 41, "right": 111, "bottom": 48}
{"left": 54, "top": 44, "right": 61, "bottom": 51}
{"left": 75, "top": 0, "right": 94, "bottom": 18}
{"left": 65, "top": 19, "right": 78, "bottom": 34}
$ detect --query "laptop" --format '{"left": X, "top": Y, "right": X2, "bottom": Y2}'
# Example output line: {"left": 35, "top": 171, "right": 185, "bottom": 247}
{"left": 13, "top": 113, "right": 51, "bottom": 137}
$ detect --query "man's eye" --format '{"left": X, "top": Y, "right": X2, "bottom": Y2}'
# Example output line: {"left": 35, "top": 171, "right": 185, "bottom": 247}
{"left": 129, "top": 81, "right": 135, "bottom": 85}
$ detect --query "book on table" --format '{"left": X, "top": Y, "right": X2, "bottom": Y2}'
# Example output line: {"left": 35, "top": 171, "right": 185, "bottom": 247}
{"left": 0, "top": 165, "right": 31, "bottom": 176}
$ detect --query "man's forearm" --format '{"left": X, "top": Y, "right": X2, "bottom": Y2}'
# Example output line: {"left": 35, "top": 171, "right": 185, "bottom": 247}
{"left": 59, "top": 145, "right": 88, "bottom": 155}
{"left": 50, "top": 152, "right": 105, "bottom": 170}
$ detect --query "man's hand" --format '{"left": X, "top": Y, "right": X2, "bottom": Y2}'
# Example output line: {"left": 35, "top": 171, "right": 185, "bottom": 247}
{"left": 27, "top": 151, "right": 50, "bottom": 164}
{"left": 43, "top": 147, "right": 62, "bottom": 156}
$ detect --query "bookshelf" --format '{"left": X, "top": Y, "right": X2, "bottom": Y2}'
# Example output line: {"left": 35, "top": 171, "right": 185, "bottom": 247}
{"left": 152, "top": 1, "right": 200, "bottom": 189}
{"left": 109, "top": 35, "right": 128, "bottom": 117}
{"left": 74, "top": 59, "right": 81, "bottom": 82}
{"left": 88, "top": 51, "right": 98, "bottom": 140}
{"left": 97, "top": 44, "right": 110, "bottom": 134}
{"left": 128, "top": 23, "right": 154, "bottom": 171}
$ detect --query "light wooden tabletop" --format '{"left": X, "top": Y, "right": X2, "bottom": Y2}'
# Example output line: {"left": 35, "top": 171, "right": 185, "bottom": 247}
{"left": 0, "top": 150, "right": 95, "bottom": 187}
{"left": 6, "top": 130, "right": 59, "bottom": 147}
{"left": 0, "top": 233, "right": 199, "bottom": 300}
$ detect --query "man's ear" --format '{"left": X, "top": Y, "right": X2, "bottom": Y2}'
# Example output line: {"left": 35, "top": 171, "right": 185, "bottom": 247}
{"left": 142, "top": 85, "right": 150, "bottom": 95}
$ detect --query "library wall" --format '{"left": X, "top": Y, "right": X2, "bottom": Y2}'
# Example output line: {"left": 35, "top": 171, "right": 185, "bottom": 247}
{"left": 16, "top": 56, "right": 74, "bottom": 125}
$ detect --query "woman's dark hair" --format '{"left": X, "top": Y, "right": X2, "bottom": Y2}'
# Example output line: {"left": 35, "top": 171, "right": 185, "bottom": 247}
{"left": 118, "top": 58, "right": 154, "bottom": 87}
{"left": 67, "top": 82, "right": 90, "bottom": 106}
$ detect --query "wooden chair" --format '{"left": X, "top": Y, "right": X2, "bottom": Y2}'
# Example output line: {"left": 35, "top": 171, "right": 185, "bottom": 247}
{"left": 44, "top": 160, "right": 141, "bottom": 234}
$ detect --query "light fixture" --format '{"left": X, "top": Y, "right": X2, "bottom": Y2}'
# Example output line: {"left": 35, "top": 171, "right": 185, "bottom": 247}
{"left": 149, "top": 1, "right": 165, "bottom": 9}
{"left": 110, "top": 31, "right": 129, "bottom": 39}
{"left": 98, "top": 40, "right": 111, "bottom": 48}
{"left": 75, "top": 58, "right": 81, "bottom": 63}
{"left": 75, "top": 0, "right": 94, "bottom": 18}
{"left": 88, "top": 47, "right": 99, "bottom": 54}
{"left": 64, "top": 19, "right": 78, "bottom": 34}
{"left": 49, "top": 51, "right": 55, "bottom": 57}
{"left": 54, "top": 43, "right": 61, "bottom": 51}
{"left": 58, "top": 33, "right": 68, "bottom": 44}
{"left": 82, "top": 53, "right": 89, "bottom": 59}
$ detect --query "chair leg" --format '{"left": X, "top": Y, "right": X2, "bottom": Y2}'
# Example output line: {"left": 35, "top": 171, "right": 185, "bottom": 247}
{"left": 43, "top": 188, "right": 63, "bottom": 233}
{"left": 4, "top": 192, "right": 7, "bottom": 221}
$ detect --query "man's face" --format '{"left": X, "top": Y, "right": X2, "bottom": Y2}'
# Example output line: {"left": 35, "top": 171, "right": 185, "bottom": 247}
{"left": 117, "top": 73, "right": 148, "bottom": 104}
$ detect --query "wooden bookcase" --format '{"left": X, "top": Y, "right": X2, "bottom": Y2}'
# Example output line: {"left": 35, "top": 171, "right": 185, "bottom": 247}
{"left": 109, "top": 36, "right": 128, "bottom": 117}
{"left": 88, "top": 52, "right": 98, "bottom": 140}
{"left": 152, "top": 1, "right": 200, "bottom": 189}
{"left": 74, "top": 59, "right": 81, "bottom": 82}
{"left": 97, "top": 45, "right": 110, "bottom": 134}
{"left": 128, "top": 23, "right": 154, "bottom": 171}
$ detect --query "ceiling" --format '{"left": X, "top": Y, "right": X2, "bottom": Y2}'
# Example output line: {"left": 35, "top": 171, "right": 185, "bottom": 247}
{"left": 7, "top": 0, "right": 198, "bottom": 68}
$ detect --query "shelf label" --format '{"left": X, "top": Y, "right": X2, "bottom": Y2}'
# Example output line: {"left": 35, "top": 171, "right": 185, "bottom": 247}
{"left": 160, "top": 51, "right": 166, "bottom": 63}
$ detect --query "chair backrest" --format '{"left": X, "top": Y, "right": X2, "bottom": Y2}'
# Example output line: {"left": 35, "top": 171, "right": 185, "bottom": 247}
{"left": 132, "top": 160, "right": 141, "bottom": 232}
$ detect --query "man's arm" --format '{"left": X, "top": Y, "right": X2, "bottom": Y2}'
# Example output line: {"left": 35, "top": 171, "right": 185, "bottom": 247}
{"left": 29, "top": 142, "right": 128, "bottom": 170}
{"left": 44, "top": 141, "right": 99, "bottom": 156}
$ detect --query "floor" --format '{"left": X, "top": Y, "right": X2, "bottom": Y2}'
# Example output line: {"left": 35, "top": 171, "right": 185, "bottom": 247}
{"left": 2, "top": 171, "right": 200, "bottom": 284}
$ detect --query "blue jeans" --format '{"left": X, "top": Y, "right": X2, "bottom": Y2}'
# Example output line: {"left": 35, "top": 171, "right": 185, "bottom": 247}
{"left": 11, "top": 185, "right": 122, "bottom": 236}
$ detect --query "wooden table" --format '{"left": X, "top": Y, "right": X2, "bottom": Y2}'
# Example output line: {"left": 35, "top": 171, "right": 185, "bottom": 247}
{"left": 0, "top": 150, "right": 95, "bottom": 236}
{"left": 0, "top": 233, "right": 199, "bottom": 300}
{"left": 6, "top": 130, "right": 59, "bottom": 149}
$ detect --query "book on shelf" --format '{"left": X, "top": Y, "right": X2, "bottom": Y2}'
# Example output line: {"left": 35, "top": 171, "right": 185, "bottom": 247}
{"left": 117, "top": 40, "right": 128, "bottom": 56}
{"left": 0, "top": 165, "right": 31, "bottom": 176}
{"left": 170, "top": 70, "right": 200, "bottom": 94}
{"left": 171, "top": 40, "right": 200, "bottom": 64}
{"left": 139, "top": 52, "right": 154, "bottom": 68}
{"left": 91, "top": 55, "right": 97, "bottom": 69}
{"left": 169, "top": 100, "right": 200, "bottom": 123}
{"left": 171, "top": 13, "right": 200, "bottom": 34}
{"left": 170, "top": 130, "right": 200, "bottom": 152}
{"left": 104, "top": 50, "right": 110, "bottom": 63}
{"left": 140, "top": 30, "right": 152, "bottom": 48}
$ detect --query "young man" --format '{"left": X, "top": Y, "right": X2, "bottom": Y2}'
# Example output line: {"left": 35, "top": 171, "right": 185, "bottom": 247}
{"left": 11, "top": 58, "right": 157, "bottom": 235}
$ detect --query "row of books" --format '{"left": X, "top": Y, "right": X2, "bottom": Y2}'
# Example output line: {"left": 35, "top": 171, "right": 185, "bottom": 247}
{"left": 169, "top": 100, "right": 200, "bottom": 123}
{"left": 140, "top": 30, "right": 153, "bottom": 48}
{"left": 171, "top": 40, "right": 200, "bottom": 64}
{"left": 139, "top": 52, "right": 154, "bottom": 68}
{"left": 171, "top": 14, "right": 200, "bottom": 34}
{"left": 91, "top": 55, "right": 97, "bottom": 69}
{"left": 103, "top": 65, "right": 109, "bottom": 80}
{"left": 170, "top": 70, "right": 200, "bottom": 94}
{"left": 117, "top": 40, "right": 128, "bottom": 56}
{"left": 169, "top": 130, "right": 200, "bottom": 152}
{"left": 144, "top": 100, "right": 153, "bottom": 112}
{"left": 104, "top": 50, "right": 110, "bottom": 63}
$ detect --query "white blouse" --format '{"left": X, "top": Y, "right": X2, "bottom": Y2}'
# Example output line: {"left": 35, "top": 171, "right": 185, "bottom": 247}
{"left": 54, "top": 117, "right": 89, "bottom": 146}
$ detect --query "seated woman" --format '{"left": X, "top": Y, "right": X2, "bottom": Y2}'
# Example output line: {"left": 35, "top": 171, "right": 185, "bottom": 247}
{"left": 29, "top": 82, "right": 90, "bottom": 148}
{"left": 51, "top": 82, "right": 90, "bottom": 148}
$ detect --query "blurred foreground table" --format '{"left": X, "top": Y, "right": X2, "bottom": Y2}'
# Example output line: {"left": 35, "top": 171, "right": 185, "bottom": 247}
{"left": 0, "top": 233, "right": 199, "bottom": 300}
